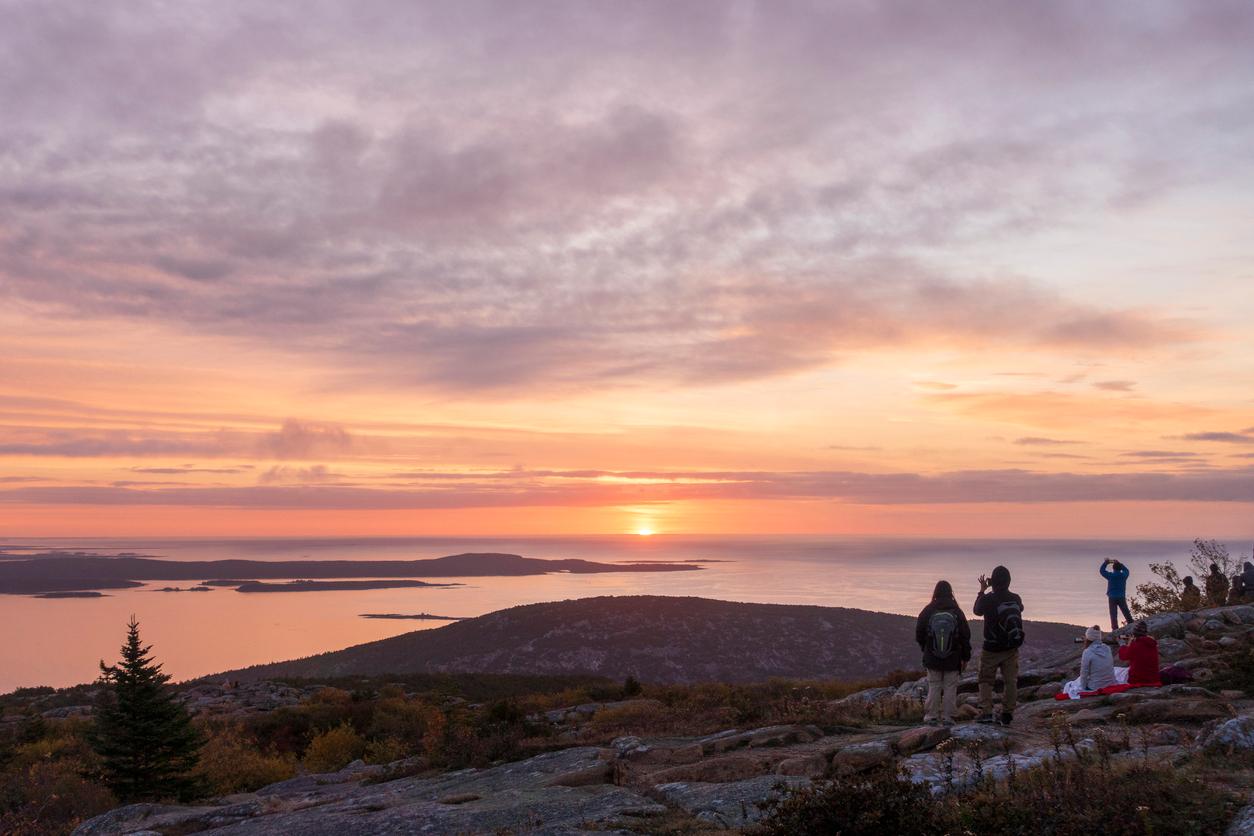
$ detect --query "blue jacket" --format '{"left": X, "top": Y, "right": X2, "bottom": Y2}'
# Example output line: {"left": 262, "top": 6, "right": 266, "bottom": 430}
{"left": 1100, "top": 562, "right": 1129, "bottom": 599}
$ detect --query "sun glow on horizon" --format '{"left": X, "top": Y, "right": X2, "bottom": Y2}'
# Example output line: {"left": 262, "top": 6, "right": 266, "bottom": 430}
{"left": 635, "top": 526, "right": 656, "bottom": 536}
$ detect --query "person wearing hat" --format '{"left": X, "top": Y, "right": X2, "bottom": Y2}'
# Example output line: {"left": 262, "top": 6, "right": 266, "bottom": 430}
{"left": 1080, "top": 625, "right": 1115, "bottom": 692}
{"left": 1117, "top": 621, "right": 1161, "bottom": 686}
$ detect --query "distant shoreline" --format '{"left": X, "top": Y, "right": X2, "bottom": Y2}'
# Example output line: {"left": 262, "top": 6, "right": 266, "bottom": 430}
{"left": 359, "top": 613, "right": 466, "bottom": 620}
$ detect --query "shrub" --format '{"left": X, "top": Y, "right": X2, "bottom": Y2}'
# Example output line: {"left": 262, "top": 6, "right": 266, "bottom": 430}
{"left": 303, "top": 722, "right": 366, "bottom": 773}
{"left": 760, "top": 756, "right": 1238, "bottom": 836}
{"left": 760, "top": 765, "right": 944, "bottom": 835}
{"left": 1134, "top": 539, "right": 1241, "bottom": 617}
{"left": 363, "top": 737, "right": 411, "bottom": 765}
{"left": 194, "top": 724, "right": 295, "bottom": 795}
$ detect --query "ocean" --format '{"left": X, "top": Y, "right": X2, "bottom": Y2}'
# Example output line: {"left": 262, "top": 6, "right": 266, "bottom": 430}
{"left": 0, "top": 535, "right": 1211, "bottom": 691}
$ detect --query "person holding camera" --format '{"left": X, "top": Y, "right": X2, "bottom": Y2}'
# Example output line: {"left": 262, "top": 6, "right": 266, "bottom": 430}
{"left": 1100, "top": 558, "right": 1132, "bottom": 632}
{"left": 973, "top": 565, "right": 1024, "bottom": 725}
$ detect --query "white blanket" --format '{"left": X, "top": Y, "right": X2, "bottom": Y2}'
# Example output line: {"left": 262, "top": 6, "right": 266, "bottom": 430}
{"left": 1060, "top": 665, "right": 1130, "bottom": 699}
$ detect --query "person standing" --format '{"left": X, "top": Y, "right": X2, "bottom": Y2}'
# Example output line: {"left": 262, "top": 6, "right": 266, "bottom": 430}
{"left": 1100, "top": 559, "right": 1132, "bottom": 631}
{"left": 915, "top": 580, "right": 972, "bottom": 726}
{"left": 973, "top": 565, "right": 1025, "bottom": 725}
{"left": 1080, "top": 625, "right": 1116, "bottom": 692}
{"left": 1205, "top": 563, "right": 1230, "bottom": 608}
{"left": 1180, "top": 576, "right": 1202, "bottom": 611}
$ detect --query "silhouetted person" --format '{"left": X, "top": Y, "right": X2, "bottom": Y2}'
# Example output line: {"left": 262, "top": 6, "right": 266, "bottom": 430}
{"left": 1118, "top": 621, "right": 1161, "bottom": 686}
{"left": 1239, "top": 562, "right": 1254, "bottom": 604}
{"left": 915, "top": 580, "right": 972, "bottom": 726}
{"left": 1100, "top": 558, "right": 1132, "bottom": 631}
{"left": 1080, "top": 625, "right": 1115, "bottom": 692}
{"left": 973, "top": 565, "right": 1024, "bottom": 725}
{"left": 1180, "top": 576, "right": 1201, "bottom": 611}
{"left": 1205, "top": 563, "right": 1229, "bottom": 607}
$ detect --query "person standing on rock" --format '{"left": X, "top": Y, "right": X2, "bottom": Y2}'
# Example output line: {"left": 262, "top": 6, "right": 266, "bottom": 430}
{"left": 1180, "top": 576, "right": 1202, "bottom": 611}
{"left": 915, "top": 580, "right": 972, "bottom": 726}
{"left": 1205, "top": 563, "right": 1230, "bottom": 608}
{"left": 972, "top": 565, "right": 1025, "bottom": 726}
{"left": 1100, "top": 559, "right": 1132, "bottom": 632}
{"left": 1080, "top": 625, "right": 1116, "bottom": 692}
{"left": 1118, "top": 621, "right": 1161, "bottom": 686}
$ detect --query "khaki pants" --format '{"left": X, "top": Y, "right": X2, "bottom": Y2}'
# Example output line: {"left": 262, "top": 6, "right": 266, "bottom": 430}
{"left": 978, "top": 647, "right": 1019, "bottom": 714}
{"left": 925, "top": 669, "right": 959, "bottom": 722}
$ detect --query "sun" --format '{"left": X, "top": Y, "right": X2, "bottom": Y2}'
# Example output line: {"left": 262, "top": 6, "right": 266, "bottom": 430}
{"left": 635, "top": 526, "right": 656, "bottom": 536}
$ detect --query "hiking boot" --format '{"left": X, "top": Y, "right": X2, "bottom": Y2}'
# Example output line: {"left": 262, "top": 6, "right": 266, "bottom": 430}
{"left": 976, "top": 713, "right": 996, "bottom": 724}
{"left": 1000, "top": 711, "right": 1014, "bottom": 726}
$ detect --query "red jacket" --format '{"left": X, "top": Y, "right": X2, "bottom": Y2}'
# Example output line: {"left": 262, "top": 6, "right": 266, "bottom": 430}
{"left": 1118, "top": 636, "right": 1161, "bottom": 685}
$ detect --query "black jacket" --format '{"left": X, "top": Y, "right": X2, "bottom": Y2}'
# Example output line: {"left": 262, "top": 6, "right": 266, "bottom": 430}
{"left": 916, "top": 597, "right": 972, "bottom": 671}
{"left": 973, "top": 587, "right": 1025, "bottom": 652}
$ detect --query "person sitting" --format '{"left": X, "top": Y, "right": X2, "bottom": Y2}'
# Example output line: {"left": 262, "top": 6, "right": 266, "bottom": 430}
{"left": 915, "top": 580, "right": 972, "bottom": 726}
{"left": 1205, "top": 563, "right": 1230, "bottom": 607}
{"left": 1118, "top": 621, "right": 1161, "bottom": 686}
{"left": 1180, "top": 576, "right": 1202, "bottom": 611}
{"left": 1080, "top": 625, "right": 1116, "bottom": 692}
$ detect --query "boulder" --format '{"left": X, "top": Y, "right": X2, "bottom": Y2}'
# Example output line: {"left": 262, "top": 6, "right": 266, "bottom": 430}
{"left": 1157, "top": 637, "right": 1190, "bottom": 661}
{"left": 655, "top": 776, "right": 810, "bottom": 829}
{"left": 1228, "top": 803, "right": 1254, "bottom": 836}
{"left": 1126, "top": 698, "right": 1232, "bottom": 725}
{"left": 648, "top": 755, "right": 763, "bottom": 784}
{"left": 1203, "top": 716, "right": 1254, "bottom": 754}
{"left": 894, "top": 725, "right": 951, "bottom": 755}
{"left": 75, "top": 747, "right": 667, "bottom": 836}
{"left": 774, "top": 753, "right": 830, "bottom": 778}
{"left": 830, "top": 740, "right": 894, "bottom": 774}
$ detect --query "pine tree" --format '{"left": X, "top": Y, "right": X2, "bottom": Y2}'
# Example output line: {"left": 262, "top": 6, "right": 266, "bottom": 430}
{"left": 89, "top": 617, "right": 203, "bottom": 801}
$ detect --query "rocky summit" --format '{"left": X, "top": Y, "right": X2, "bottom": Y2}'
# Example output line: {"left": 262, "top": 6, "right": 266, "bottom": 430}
{"left": 75, "top": 602, "right": 1254, "bottom": 835}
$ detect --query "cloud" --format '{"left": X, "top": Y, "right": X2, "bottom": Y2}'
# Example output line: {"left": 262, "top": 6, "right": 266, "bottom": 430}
{"left": 1, "top": 2, "right": 1244, "bottom": 393}
{"left": 1178, "top": 431, "right": 1254, "bottom": 445}
{"left": 130, "top": 465, "right": 251, "bottom": 474}
{"left": 6, "top": 465, "right": 1254, "bottom": 508}
{"left": 1121, "top": 450, "right": 1199, "bottom": 458}
{"left": 257, "top": 464, "right": 341, "bottom": 484}
{"left": 1094, "top": 380, "right": 1136, "bottom": 392}
{"left": 1014, "top": 437, "right": 1079, "bottom": 446}
{"left": 259, "top": 420, "right": 354, "bottom": 459}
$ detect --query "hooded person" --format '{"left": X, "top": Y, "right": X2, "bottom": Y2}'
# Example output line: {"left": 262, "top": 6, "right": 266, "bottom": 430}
{"left": 1118, "top": 621, "right": 1161, "bottom": 686}
{"left": 1180, "top": 576, "right": 1202, "bottom": 611}
{"left": 915, "top": 580, "right": 973, "bottom": 725}
{"left": 973, "top": 565, "right": 1025, "bottom": 725}
{"left": 1080, "top": 625, "right": 1116, "bottom": 692}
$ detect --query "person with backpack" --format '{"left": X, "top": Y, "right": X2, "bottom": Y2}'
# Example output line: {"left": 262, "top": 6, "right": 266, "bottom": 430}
{"left": 973, "top": 565, "right": 1024, "bottom": 725}
{"left": 1100, "top": 559, "right": 1132, "bottom": 631}
{"left": 915, "top": 580, "right": 972, "bottom": 726}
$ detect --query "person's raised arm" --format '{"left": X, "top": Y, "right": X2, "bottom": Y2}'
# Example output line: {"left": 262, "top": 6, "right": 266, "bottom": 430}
{"left": 1099, "top": 560, "right": 1112, "bottom": 580}
{"left": 973, "top": 574, "right": 989, "bottom": 615}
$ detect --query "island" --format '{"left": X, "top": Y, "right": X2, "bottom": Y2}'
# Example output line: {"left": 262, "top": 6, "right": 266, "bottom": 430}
{"left": 234, "top": 580, "right": 462, "bottom": 593}
{"left": 0, "top": 552, "right": 704, "bottom": 595}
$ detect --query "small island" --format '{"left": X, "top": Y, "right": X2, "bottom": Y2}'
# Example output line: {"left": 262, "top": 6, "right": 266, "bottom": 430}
{"left": 33, "top": 591, "right": 108, "bottom": 599}
{"left": 234, "top": 580, "right": 463, "bottom": 593}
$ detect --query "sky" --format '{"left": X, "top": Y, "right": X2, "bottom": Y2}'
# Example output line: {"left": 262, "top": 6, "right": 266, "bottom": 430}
{"left": 2, "top": 1, "right": 1254, "bottom": 538}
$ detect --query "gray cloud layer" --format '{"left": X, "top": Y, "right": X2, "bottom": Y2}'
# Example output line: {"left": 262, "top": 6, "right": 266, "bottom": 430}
{"left": 3, "top": 466, "right": 1254, "bottom": 509}
{"left": 4, "top": 2, "right": 1251, "bottom": 392}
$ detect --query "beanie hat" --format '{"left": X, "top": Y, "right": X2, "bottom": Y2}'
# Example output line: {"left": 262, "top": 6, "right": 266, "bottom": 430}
{"left": 1085, "top": 626, "right": 1101, "bottom": 642}
{"left": 1133, "top": 621, "right": 1149, "bottom": 637}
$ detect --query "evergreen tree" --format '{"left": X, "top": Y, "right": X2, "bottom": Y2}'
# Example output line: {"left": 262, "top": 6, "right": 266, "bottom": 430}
{"left": 89, "top": 617, "right": 203, "bottom": 801}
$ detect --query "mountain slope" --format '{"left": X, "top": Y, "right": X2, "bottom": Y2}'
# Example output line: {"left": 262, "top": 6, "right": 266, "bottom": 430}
{"left": 217, "top": 595, "right": 1082, "bottom": 684}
